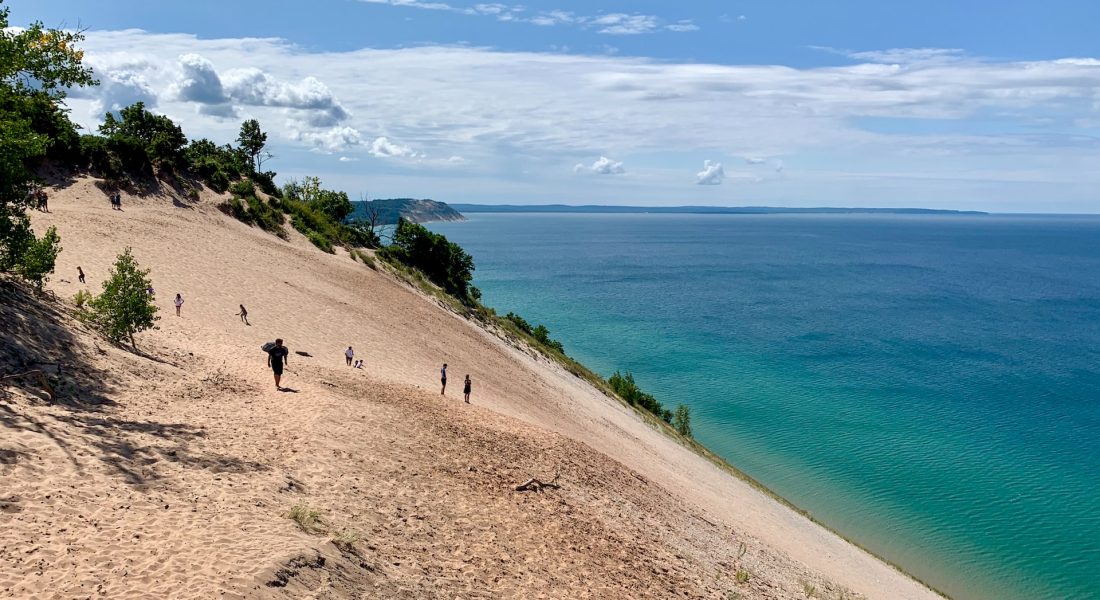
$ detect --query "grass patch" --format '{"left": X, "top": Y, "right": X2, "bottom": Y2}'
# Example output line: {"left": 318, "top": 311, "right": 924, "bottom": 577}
{"left": 331, "top": 529, "right": 360, "bottom": 553}
{"left": 287, "top": 503, "right": 323, "bottom": 533}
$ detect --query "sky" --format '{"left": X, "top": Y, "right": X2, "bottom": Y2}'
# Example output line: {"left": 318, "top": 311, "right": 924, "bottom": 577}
{"left": 10, "top": 0, "right": 1100, "bottom": 212}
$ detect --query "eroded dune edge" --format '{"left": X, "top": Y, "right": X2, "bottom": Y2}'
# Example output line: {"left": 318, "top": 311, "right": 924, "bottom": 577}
{"left": 1, "top": 177, "right": 944, "bottom": 600}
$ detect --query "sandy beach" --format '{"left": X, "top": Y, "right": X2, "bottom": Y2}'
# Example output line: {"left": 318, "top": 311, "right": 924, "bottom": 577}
{"left": 0, "top": 177, "right": 943, "bottom": 599}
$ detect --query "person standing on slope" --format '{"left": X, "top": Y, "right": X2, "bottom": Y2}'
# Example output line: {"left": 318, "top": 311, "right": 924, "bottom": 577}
{"left": 238, "top": 304, "right": 249, "bottom": 325}
{"left": 345, "top": 346, "right": 354, "bottom": 366}
{"left": 174, "top": 293, "right": 184, "bottom": 317}
{"left": 440, "top": 363, "right": 448, "bottom": 395}
{"left": 463, "top": 375, "right": 472, "bottom": 404}
{"left": 267, "top": 339, "right": 289, "bottom": 390}
{"left": 77, "top": 266, "right": 85, "bottom": 284}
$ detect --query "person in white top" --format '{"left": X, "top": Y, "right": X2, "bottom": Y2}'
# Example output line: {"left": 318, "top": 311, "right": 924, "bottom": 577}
{"left": 174, "top": 293, "right": 184, "bottom": 317}
{"left": 345, "top": 346, "right": 354, "bottom": 366}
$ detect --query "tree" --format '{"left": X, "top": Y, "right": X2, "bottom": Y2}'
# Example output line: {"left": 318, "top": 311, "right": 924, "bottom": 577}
{"left": 673, "top": 404, "right": 693, "bottom": 438}
{"left": 0, "top": 1, "right": 94, "bottom": 283}
{"left": 237, "top": 118, "right": 268, "bottom": 173}
{"left": 388, "top": 218, "right": 476, "bottom": 302}
{"left": 89, "top": 248, "right": 159, "bottom": 347}
{"left": 99, "top": 102, "right": 187, "bottom": 171}
{"left": 16, "top": 225, "right": 60, "bottom": 289}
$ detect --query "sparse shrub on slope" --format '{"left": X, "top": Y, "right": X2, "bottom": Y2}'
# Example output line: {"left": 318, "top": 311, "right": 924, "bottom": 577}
{"left": 380, "top": 218, "right": 478, "bottom": 303}
{"left": 87, "top": 248, "right": 160, "bottom": 347}
{"left": 609, "top": 371, "right": 673, "bottom": 424}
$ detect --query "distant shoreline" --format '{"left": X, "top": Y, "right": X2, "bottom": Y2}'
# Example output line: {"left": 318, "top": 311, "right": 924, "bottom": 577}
{"left": 451, "top": 204, "right": 989, "bottom": 215}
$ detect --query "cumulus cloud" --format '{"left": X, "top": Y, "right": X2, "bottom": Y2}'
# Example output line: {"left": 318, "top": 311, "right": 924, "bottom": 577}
{"left": 338, "top": 156, "right": 359, "bottom": 162}
{"left": 222, "top": 69, "right": 349, "bottom": 126}
{"left": 291, "top": 125, "right": 363, "bottom": 152}
{"left": 368, "top": 136, "right": 420, "bottom": 158}
{"left": 696, "top": 160, "right": 725, "bottom": 185}
{"left": 574, "top": 156, "right": 625, "bottom": 174}
{"left": 743, "top": 156, "right": 767, "bottom": 165}
{"left": 171, "top": 53, "right": 229, "bottom": 104}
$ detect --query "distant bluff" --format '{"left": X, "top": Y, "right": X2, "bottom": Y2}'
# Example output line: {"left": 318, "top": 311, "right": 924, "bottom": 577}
{"left": 350, "top": 199, "right": 466, "bottom": 225}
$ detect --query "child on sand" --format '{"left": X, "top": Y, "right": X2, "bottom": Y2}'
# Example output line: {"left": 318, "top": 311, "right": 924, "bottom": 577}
{"left": 440, "top": 363, "right": 448, "bottom": 395}
{"left": 77, "top": 266, "right": 85, "bottom": 284}
{"left": 345, "top": 346, "right": 354, "bottom": 366}
{"left": 174, "top": 293, "right": 184, "bottom": 317}
{"left": 266, "top": 339, "right": 289, "bottom": 390}
{"left": 463, "top": 375, "right": 471, "bottom": 404}
{"left": 237, "top": 304, "right": 249, "bottom": 325}
{"left": 354, "top": 360, "right": 364, "bottom": 369}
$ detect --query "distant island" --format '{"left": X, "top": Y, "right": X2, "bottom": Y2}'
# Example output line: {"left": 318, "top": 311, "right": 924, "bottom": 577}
{"left": 451, "top": 204, "right": 988, "bottom": 216}
{"left": 349, "top": 199, "right": 467, "bottom": 225}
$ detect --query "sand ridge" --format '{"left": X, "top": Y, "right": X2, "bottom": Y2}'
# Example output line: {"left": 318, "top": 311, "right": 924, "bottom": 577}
{"left": 0, "top": 176, "right": 942, "bottom": 599}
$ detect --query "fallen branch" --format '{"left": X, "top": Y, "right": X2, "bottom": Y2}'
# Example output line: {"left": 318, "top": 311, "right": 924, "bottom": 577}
{"left": 514, "top": 473, "right": 561, "bottom": 492}
{"left": 0, "top": 370, "right": 55, "bottom": 401}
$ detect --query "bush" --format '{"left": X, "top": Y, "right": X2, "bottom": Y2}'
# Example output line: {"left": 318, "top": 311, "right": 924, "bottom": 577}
{"left": 609, "top": 371, "right": 672, "bottom": 423}
{"left": 673, "top": 404, "right": 693, "bottom": 438}
{"left": 206, "top": 169, "right": 229, "bottom": 193}
{"left": 73, "top": 289, "right": 92, "bottom": 308}
{"left": 16, "top": 225, "right": 61, "bottom": 289}
{"left": 87, "top": 248, "right": 160, "bottom": 347}
{"left": 384, "top": 218, "right": 476, "bottom": 303}
{"left": 307, "top": 230, "right": 334, "bottom": 253}
{"left": 229, "top": 179, "right": 255, "bottom": 197}
{"left": 79, "top": 134, "right": 121, "bottom": 177}
{"left": 504, "top": 312, "right": 533, "bottom": 335}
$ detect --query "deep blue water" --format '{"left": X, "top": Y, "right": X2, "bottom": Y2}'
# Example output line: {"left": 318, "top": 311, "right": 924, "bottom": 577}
{"left": 431, "top": 213, "right": 1100, "bottom": 600}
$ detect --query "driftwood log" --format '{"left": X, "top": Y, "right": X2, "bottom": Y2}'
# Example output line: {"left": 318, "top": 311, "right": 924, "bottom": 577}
{"left": 514, "top": 473, "right": 561, "bottom": 492}
{"left": 0, "top": 370, "right": 55, "bottom": 401}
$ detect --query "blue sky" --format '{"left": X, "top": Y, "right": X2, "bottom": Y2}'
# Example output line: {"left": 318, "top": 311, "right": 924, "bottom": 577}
{"left": 10, "top": 0, "right": 1100, "bottom": 211}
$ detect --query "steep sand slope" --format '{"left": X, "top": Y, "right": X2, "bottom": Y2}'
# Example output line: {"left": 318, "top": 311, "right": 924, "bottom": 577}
{"left": 1, "top": 177, "right": 941, "bottom": 599}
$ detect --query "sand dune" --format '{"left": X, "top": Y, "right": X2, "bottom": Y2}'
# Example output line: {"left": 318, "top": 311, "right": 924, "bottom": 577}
{"left": 0, "top": 177, "right": 942, "bottom": 599}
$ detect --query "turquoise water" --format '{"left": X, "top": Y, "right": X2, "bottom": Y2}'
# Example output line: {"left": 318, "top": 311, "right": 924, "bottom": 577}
{"left": 431, "top": 213, "right": 1100, "bottom": 600}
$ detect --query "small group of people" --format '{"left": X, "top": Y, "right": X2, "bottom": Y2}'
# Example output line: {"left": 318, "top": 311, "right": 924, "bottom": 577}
{"left": 344, "top": 347, "right": 365, "bottom": 369}
{"left": 108, "top": 191, "right": 123, "bottom": 210}
{"left": 29, "top": 188, "right": 48, "bottom": 212}
{"left": 439, "top": 363, "right": 472, "bottom": 403}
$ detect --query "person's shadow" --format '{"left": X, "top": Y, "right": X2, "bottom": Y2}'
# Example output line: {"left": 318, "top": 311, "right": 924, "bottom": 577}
{"left": 278, "top": 388, "right": 299, "bottom": 393}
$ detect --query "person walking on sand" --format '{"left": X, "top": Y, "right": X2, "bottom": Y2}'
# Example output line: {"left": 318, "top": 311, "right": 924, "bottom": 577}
{"left": 463, "top": 375, "right": 472, "bottom": 404}
{"left": 77, "top": 266, "right": 85, "bottom": 284}
{"left": 345, "top": 346, "right": 354, "bottom": 366}
{"left": 237, "top": 304, "right": 249, "bottom": 325}
{"left": 174, "top": 293, "right": 184, "bottom": 317}
{"left": 267, "top": 338, "right": 289, "bottom": 390}
{"left": 440, "top": 363, "right": 448, "bottom": 395}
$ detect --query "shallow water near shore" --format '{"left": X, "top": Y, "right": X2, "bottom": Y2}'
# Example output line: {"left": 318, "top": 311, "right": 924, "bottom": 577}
{"left": 431, "top": 212, "right": 1100, "bottom": 600}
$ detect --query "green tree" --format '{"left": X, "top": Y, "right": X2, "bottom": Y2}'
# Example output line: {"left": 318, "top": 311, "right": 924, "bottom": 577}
{"left": 236, "top": 119, "right": 268, "bottom": 173}
{"left": 16, "top": 225, "right": 60, "bottom": 289}
{"left": 673, "top": 404, "right": 693, "bottom": 438}
{"left": 89, "top": 248, "right": 160, "bottom": 347}
{"left": 0, "top": 1, "right": 94, "bottom": 283}
{"left": 99, "top": 102, "right": 187, "bottom": 171}
{"left": 387, "top": 218, "right": 476, "bottom": 301}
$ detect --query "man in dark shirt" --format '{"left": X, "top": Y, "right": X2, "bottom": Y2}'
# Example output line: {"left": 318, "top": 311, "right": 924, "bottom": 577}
{"left": 267, "top": 338, "right": 290, "bottom": 390}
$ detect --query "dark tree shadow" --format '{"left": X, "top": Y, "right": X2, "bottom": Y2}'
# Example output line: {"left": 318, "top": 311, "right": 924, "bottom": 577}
{"left": 1, "top": 278, "right": 268, "bottom": 487}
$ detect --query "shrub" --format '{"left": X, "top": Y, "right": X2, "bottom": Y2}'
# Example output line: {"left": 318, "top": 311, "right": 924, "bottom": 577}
{"left": 609, "top": 371, "right": 672, "bottom": 423}
{"left": 206, "top": 169, "right": 229, "bottom": 193}
{"left": 15, "top": 225, "right": 61, "bottom": 289}
{"left": 73, "top": 289, "right": 92, "bottom": 308}
{"left": 673, "top": 404, "right": 693, "bottom": 438}
{"left": 87, "top": 248, "right": 160, "bottom": 347}
{"left": 306, "top": 230, "right": 334, "bottom": 253}
{"left": 287, "top": 504, "right": 323, "bottom": 533}
{"left": 385, "top": 218, "right": 476, "bottom": 303}
{"left": 504, "top": 312, "right": 533, "bottom": 335}
{"left": 229, "top": 179, "right": 255, "bottom": 197}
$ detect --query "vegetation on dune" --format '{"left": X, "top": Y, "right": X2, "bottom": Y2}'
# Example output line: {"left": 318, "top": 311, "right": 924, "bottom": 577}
{"left": 86, "top": 248, "right": 160, "bottom": 347}
{"left": 0, "top": 0, "right": 94, "bottom": 287}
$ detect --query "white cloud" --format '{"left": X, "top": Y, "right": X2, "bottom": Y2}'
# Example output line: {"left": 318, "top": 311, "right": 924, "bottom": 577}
{"left": 744, "top": 156, "right": 767, "bottom": 165}
{"left": 338, "top": 156, "right": 359, "bottom": 162}
{"left": 575, "top": 156, "right": 625, "bottom": 174}
{"left": 291, "top": 125, "right": 363, "bottom": 152}
{"left": 61, "top": 31, "right": 1100, "bottom": 210}
{"left": 696, "top": 160, "right": 725, "bottom": 185}
{"left": 368, "top": 136, "right": 420, "bottom": 158}
{"left": 360, "top": 0, "right": 693, "bottom": 35}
